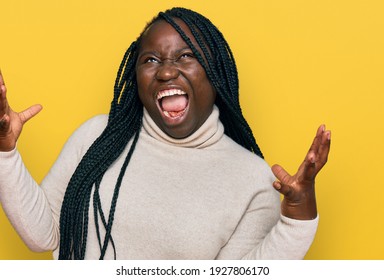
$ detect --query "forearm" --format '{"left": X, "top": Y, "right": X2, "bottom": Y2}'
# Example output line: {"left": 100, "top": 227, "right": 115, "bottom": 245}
{"left": 242, "top": 214, "right": 319, "bottom": 260}
{"left": 216, "top": 183, "right": 318, "bottom": 260}
{"left": 0, "top": 149, "right": 59, "bottom": 252}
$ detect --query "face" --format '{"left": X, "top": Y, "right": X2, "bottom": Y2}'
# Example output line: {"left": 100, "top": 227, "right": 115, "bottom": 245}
{"left": 136, "top": 19, "right": 216, "bottom": 139}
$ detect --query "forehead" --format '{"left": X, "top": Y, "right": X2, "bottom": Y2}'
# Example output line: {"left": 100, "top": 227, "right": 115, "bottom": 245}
{"left": 139, "top": 19, "right": 196, "bottom": 50}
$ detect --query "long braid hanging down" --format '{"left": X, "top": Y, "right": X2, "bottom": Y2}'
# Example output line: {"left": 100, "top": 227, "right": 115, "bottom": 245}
{"left": 58, "top": 7, "right": 263, "bottom": 260}
{"left": 159, "top": 8, "right": 263, "bottom": 156}
{"left": 58, "top": 41, "right": 143, "bottom": 260}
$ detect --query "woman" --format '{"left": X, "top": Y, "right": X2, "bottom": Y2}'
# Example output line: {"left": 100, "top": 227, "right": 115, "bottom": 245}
{"left": 0, "top": 7, "right": 330, "bottom": 259}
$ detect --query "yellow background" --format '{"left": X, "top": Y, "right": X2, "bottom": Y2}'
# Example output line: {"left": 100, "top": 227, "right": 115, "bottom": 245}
{"left": 0, "top": 0, "right": 383, "bottom": 259}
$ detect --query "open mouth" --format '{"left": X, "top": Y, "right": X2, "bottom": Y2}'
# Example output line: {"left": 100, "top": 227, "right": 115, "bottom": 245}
{"left": 157, "top": 89, "right": 189, "bottom": 118}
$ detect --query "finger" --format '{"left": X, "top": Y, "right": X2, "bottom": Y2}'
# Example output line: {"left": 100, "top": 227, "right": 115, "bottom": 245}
{"left": 308, "top": 124, "right": 325, "bottom": 156}
{"left": 0, "top": 69, "right": 7, "bottom": 96}
{"left": 303, "top": 127, "right": 331, "bottom": 175}
{"left": 0, "top": 69, "right": 5, "bottom": 86}
{"left": 316, "top": 130, "right": 331, "bottom": 169}
{"left": 19, "top": 104, "right": 43, "bottom": 124}
{"left": 272, "top": 180, "right": 293, "bottom": 197}
{"left": 0, "top": 82, "right": 10, "bottom": 132}
{"left": 0, "top": 87, "right": 9, "bottom": 116}
{"left": 271, "top": 164, "right": 291, "bottom": 184}
{"left": 300, "top": 151, "right": 317, "bottom": 181}
{"left": 0, "top": 71, "right": 9, "bottom": 115}
{"left": 299, "top": 125, "right": 326, "bottom": 180}
{"left": 0, "top": 114, "right": 10, "bottom": 131}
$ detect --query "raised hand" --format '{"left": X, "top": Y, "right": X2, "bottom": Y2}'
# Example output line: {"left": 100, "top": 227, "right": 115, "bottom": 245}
{"left": 271, "top": 125, "right": 331, "bottom": 220}
{"left": 0, "top": 70, "right": 43, "bottom": 151}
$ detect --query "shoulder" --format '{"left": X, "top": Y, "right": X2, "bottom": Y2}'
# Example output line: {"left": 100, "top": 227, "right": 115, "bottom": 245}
{"left": 214, "top": 135, "right": 280, "bottom": 216}
{"left": 63, "top": 114, "right": 109, "bottom": 154}
{"left": 76, "top": 114, "right": 109, "bottom": 131}
{"left": 217, "top": 134, "right": 276, "bottom": 189}
{"left": 73, "top": 114, "right": 108, "bottom": 134}
{"left": 220, "top": 134, "right": 272, "bottom": 171}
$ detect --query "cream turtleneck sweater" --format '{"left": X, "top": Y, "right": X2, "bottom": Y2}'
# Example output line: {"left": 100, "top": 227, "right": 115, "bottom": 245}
{"left": 0, "top": 106, "right": 318, "bottom": 259}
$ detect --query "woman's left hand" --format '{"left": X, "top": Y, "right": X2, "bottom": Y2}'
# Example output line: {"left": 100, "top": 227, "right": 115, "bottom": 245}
{"left": 271, "top": 125, "right": 331, "bottom": 220}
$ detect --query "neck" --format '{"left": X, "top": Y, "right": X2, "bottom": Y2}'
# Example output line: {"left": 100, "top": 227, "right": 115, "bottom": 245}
{"left": 142, "top": 105, "right": 224, "bottom": 148}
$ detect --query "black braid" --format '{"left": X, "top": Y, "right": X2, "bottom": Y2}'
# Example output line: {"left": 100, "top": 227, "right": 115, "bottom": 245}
{"left": 159, "top": 8, "right": 263, "bottom": 156}
{"left": 59, "top": 40, "right": 143, "bottom": 259}
{"left": 93, "top": 175, "right": 116, "bottom": 259}
{"left": 58, "top": 7, "right": 263, "bottom": 260}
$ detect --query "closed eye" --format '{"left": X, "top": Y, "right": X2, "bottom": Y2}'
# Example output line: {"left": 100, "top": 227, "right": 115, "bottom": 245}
{"left": 177, "top": 52, "right": 196, "bottom": 63}
{"left": 144, "top": 57, "right": 160, "bottom": 63}
{"left": 180, "top": 52, "right": 195, "bottom": 59}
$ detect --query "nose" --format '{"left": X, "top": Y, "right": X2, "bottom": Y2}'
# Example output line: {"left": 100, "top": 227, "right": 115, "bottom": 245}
{"left": 155, "top": 60, "right": 180, "bottom": 81}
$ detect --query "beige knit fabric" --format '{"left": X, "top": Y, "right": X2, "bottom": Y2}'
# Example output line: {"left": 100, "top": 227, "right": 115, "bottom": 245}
{"left": 0, "top": 106, "right": 318, "bottom": 259}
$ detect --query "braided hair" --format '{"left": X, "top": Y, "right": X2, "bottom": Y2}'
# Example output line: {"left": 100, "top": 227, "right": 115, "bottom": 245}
{"left": 58, "top": 7, "right": 263, "bottom": 260}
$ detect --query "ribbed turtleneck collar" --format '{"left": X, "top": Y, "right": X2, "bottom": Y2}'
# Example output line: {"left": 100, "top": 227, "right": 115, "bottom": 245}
{"left": 142, "top": 105, "right": 224, "bottom": 148}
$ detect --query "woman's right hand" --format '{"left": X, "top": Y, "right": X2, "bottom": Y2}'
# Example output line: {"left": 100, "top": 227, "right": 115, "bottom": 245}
{"left": 0, "top": 70, "right": 43, "bottom": 152}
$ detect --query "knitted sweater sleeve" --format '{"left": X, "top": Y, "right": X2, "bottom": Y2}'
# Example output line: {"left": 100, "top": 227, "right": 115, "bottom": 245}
{"left": 0, "top": 148, "right": 58, "bottom": 251}
{"left": 241, "top": 214, "right": 319, "bottom": 259}
{"left": 0, "top": 115, "right": 107, "bottom": 252}
{"left": 215, "top": 157, "right": 319, "bottom": 260}
{"left": 217, "top": 194, "right": 319, "bottom": 259}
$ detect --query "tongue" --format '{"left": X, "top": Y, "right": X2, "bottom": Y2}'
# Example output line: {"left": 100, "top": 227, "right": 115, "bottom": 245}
{"left": 161, "top": 95, "right": 188, "bottom": 112}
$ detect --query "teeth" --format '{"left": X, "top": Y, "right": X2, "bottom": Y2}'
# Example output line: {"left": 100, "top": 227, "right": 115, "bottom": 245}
{"left": 157, "top": 89, "right": 186, "bottom": 100}
{"left": 163, "top": 108, "right": 186, "bottom": 118}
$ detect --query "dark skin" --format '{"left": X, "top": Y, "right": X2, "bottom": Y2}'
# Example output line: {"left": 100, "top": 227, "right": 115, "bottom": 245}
{"left": 0, "top": 69, "right": 42, "bottom": 152}
{"left": 272, "top": 124, "right": 330, "bottom": 220}
{"left": 0, "top": 21, "right": 331, "bottom": 221}
{"left": 136, "top": 20, "right": 216, "bottom": 139}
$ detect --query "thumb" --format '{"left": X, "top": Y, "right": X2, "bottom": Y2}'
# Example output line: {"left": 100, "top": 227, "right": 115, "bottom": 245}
{"left": 19, "top": 104, "right": 43, "bottom": 124}
{"left": 271, "top": 164, "right": 290, "bottom": 183}
{"left": 271, "top": 164, "right": 293, "bottom": 196}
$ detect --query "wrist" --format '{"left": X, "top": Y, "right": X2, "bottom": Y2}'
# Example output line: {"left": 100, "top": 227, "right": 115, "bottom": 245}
{"left": 281, "top": 189, "right": 317, "bottom": 220}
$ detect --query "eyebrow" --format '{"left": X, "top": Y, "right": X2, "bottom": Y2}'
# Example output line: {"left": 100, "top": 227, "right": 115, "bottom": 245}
{"left": 138, "top": 47, "right": 193, "bottom": 60}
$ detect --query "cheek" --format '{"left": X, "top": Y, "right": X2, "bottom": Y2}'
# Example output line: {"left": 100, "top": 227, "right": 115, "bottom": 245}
{"left": 136, "top": 71, "right": 152, "bottom": 102}
{"left": 136, "top": 69, "right": 146, "bottom": 91}
{"left": 194, "top": 73, "right": 216, "bottom": 105}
